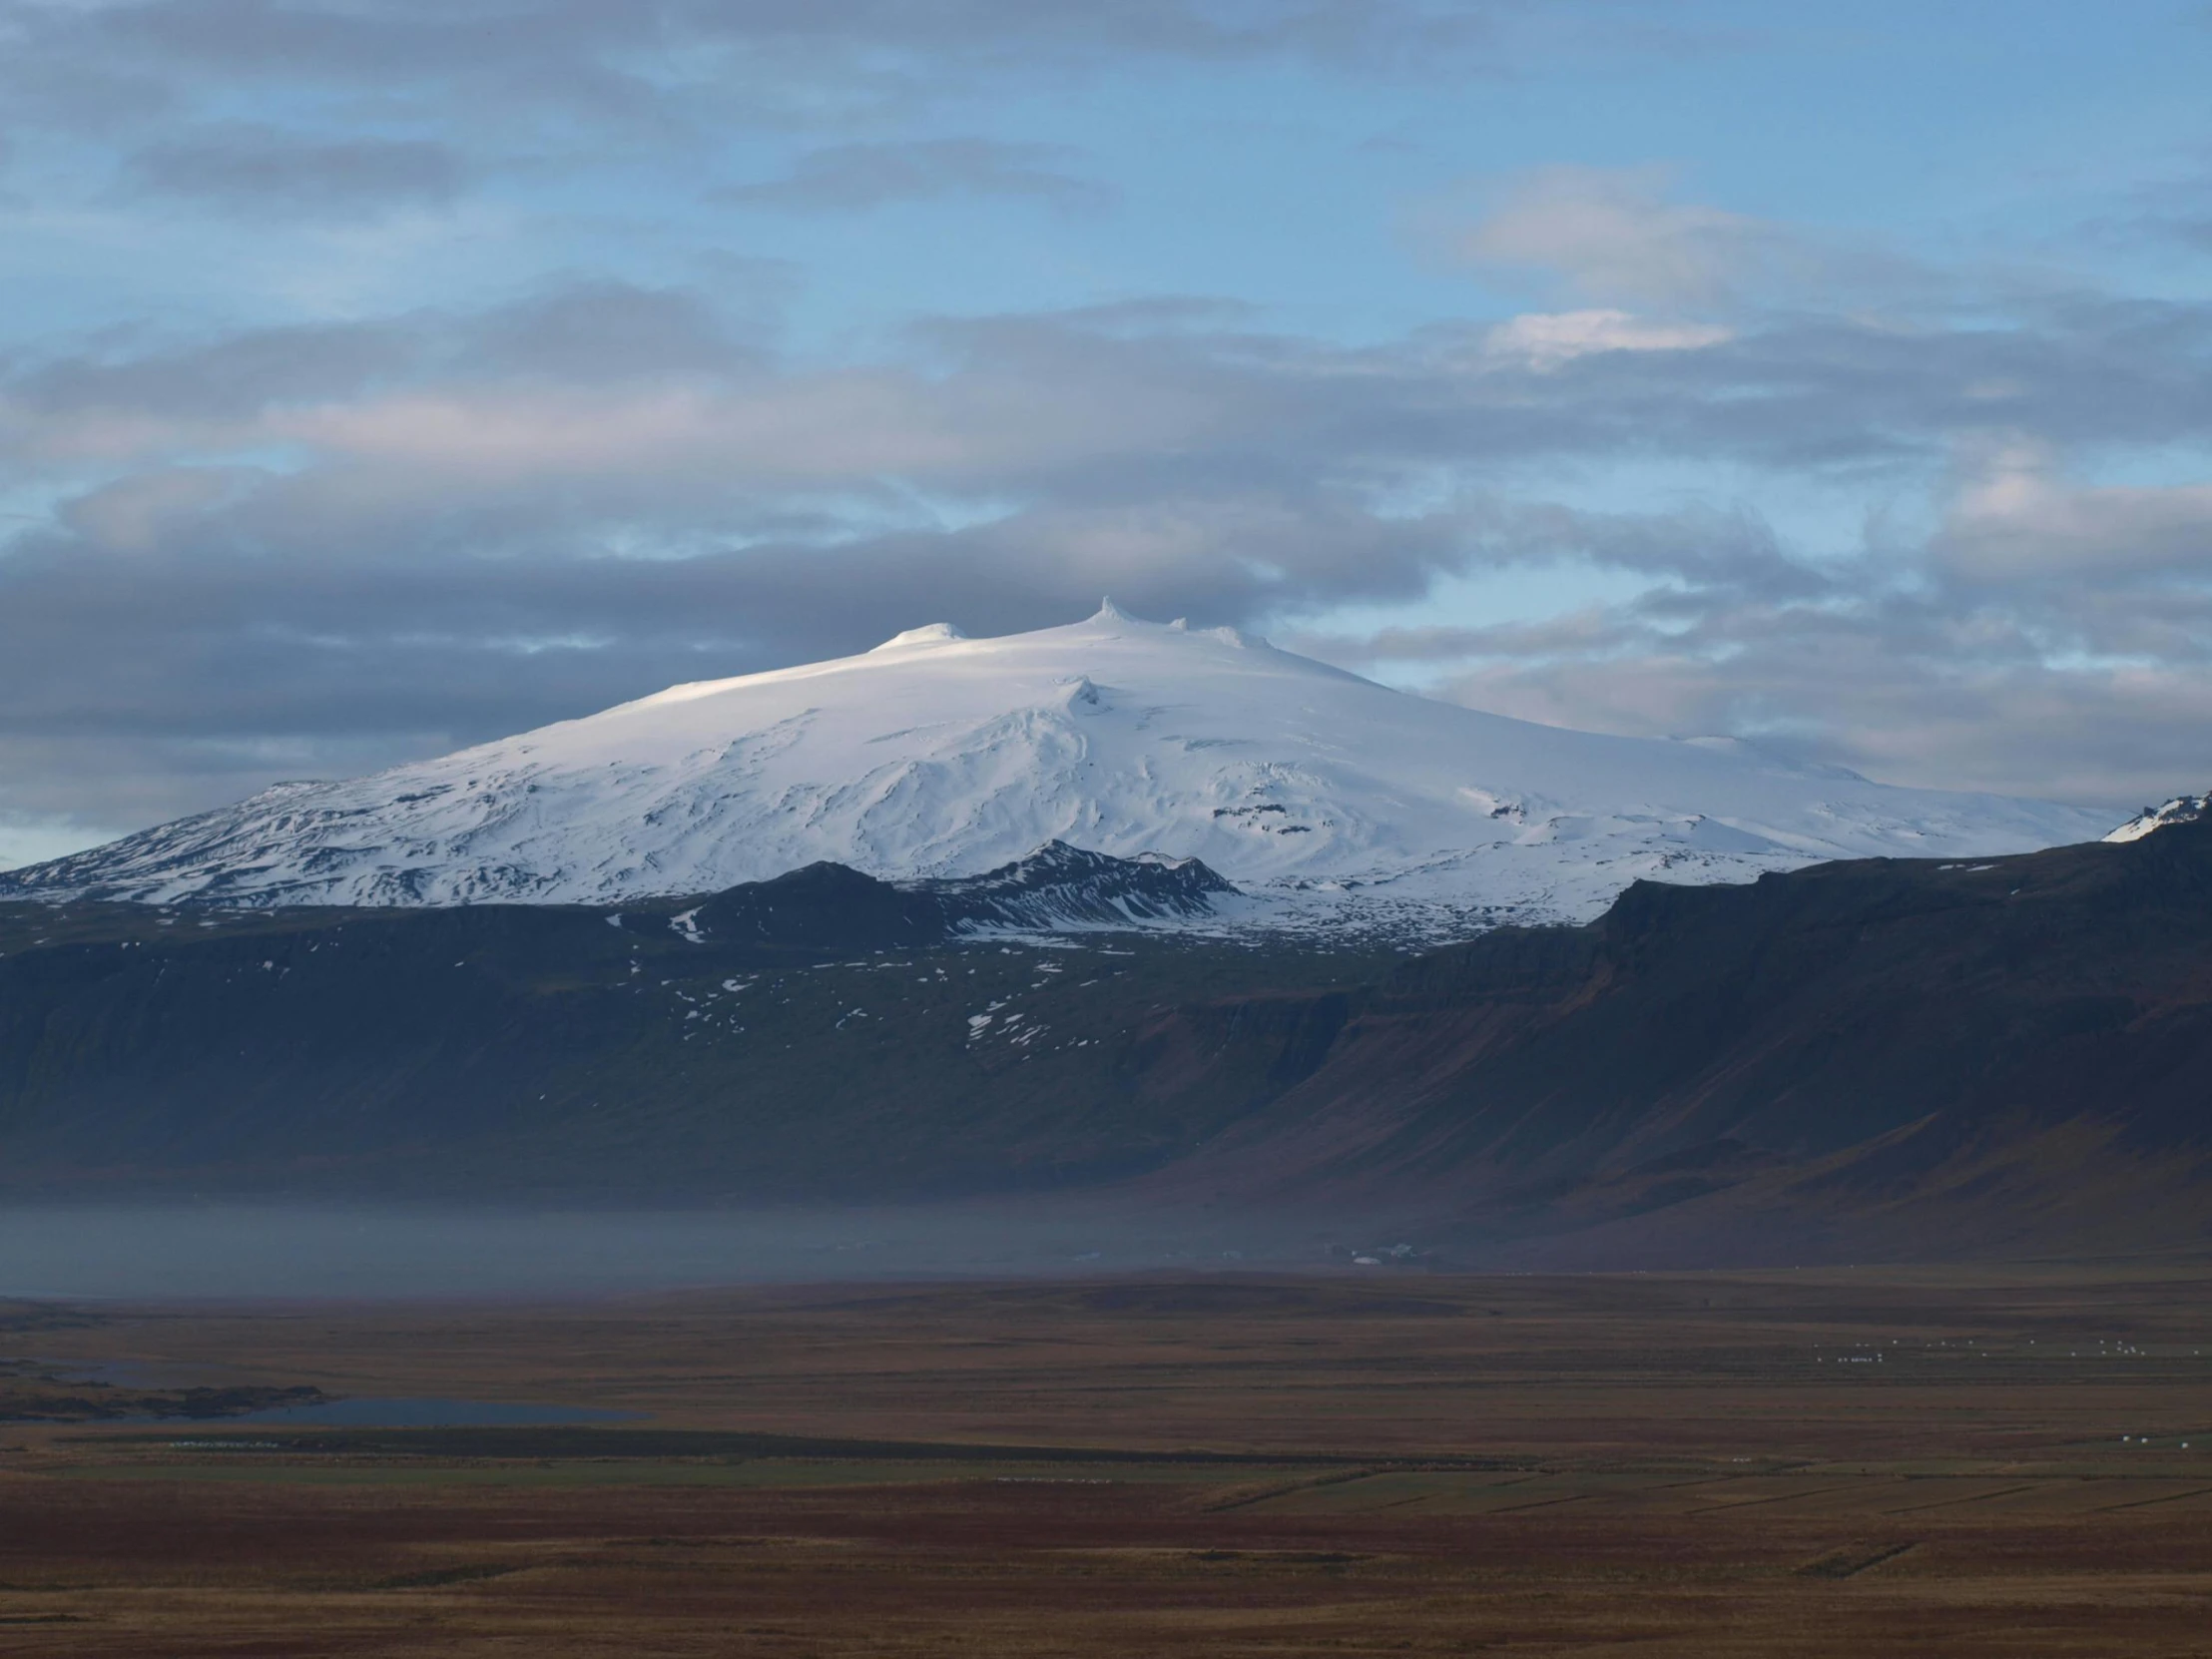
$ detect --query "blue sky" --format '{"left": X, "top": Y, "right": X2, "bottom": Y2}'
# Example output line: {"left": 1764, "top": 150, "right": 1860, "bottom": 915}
{"left": 3, "top": 0, "right": 2211, "bottom": 863}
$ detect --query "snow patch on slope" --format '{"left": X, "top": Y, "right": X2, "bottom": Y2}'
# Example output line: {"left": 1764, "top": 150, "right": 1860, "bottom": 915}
{"left": 2105, "top": 792, "right": 2209, "bottom": 843}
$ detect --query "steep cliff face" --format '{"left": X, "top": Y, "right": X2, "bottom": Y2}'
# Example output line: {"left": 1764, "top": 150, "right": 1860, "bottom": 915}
{"left": 1144, "top": 819, "right": 2212, "bottom": 1259}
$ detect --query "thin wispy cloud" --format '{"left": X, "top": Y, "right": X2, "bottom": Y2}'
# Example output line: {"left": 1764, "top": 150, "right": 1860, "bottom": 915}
{"left": 124, "top": 125, "right": 470, "bottom": 218}
{"left": 719, "top": 140, "right": 1113, "bottom": 215}
{"left": 1429, "top": 164, "right": 1930, "bottom": 314}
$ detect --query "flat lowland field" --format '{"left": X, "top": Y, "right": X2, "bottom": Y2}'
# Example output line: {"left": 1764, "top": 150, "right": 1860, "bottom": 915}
{"left": 4, "top": 1263, "right": 2212, "bottom": 1656}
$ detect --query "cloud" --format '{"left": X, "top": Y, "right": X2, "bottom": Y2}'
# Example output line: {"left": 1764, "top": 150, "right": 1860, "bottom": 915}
{"left": 1451, "top": 165, "right": 1767, "bottom": 308}
{"left": 1481, "top": 308, "right": 1732, "bottom": 368}
{"left": 0, "top": 485, "right": 1471, "bottom": 830}
{"left": 2074, "top": 154, "right": 2212, "bottom": 259}
{"left": 5, "top": 276, "right": 2212, "bottom": 829}
{"left": 1938, "top": 437, "right": 2212, "bottom": 583}
{"left": 0, "top": 0, "right": 1522, "bottom": 145}
{"left": 0, "top": 0, "right": 1536, "bottom": 258}
{"left": 719, "top": 139, "right": 1112, "bottom": 214}
{"left": 1293, "top": 457, "right": 2212, "bottom": 808}
{"left": 1438, "top": 164, "right": 1920, "bottom": 312}
{"left": 9, "top": 283, "right": 2209, "bottom": 510}
{"left": 0, "top": 812, "right": 116, "bottom": 871}
{"left": 97, "top": 0, "right": 1509, "bottom": 76}
{"left": 125, "top": 124, "right": 468, "bottom": 217}
{"left": 1406, "top": 609, "right": 2212, "bottom": 809}
{"left": 3, "top": 5, "right": 2205, "bottom": 847}
{"left": 0, "top": 281, "right": 778, "bottom": 467}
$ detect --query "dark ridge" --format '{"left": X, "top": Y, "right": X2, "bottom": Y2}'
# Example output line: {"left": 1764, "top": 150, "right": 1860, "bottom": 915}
{"left": 687, "top": 841, "right": 1236, "bottom": 947}
{"left": 689, "top": 860, "right": 948, "bottom": 950}
{"left": 4, "top": 821, "right": 2212, "bottom": 1263}
{"left": 1148, "top": 816, "right": 2212, "bottom": 1261}
{"left": 922, "top": 840, "right": 1237, "bottom": 929}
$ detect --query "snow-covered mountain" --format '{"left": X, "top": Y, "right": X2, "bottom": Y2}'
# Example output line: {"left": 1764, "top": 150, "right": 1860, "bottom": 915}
{"left": 0, "top": 604, "right": 2116, "bottom": 933}
{"left": 2105, "top": 792, "right": 2209, "bottom": 843}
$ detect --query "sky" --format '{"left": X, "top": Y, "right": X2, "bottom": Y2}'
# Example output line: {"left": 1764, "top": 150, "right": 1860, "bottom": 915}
{"left": 3, "top": 0, "right": 2211, "bottom": 866}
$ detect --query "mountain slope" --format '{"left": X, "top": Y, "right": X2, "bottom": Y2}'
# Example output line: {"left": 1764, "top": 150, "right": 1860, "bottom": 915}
{"left": 0, "top": 605, "right": 2111, "bottom": 933}
{"left": 1148, "top": 818, "right": 2212, "bottom": 1260}
{"left": 2106, "top": 789, "right": 2210, "bottom": 841}
{"left": 0, "top": 876, "right": 1371, "bottom": 1203}
{"left": 2, "top": 825, "right": 2210, "bottom": 1263}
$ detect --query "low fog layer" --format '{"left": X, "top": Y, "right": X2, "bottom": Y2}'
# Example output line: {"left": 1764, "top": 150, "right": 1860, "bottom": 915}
{"left": 0, "top": 1204, "right": 1402, "bottom": 1300}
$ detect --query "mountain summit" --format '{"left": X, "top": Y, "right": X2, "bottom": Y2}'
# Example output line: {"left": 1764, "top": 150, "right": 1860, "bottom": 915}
{"left": 1, "top": 604, "right": 2112, "bottom": 930}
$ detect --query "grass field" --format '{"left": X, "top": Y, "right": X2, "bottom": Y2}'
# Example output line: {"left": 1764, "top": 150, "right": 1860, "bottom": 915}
{"left": 4, "top": 1263, "right": 2211, "bottom": 1655}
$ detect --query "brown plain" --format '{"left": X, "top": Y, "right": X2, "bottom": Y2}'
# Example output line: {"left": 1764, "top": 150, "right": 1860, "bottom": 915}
{"left": 4, "top": 1264, "right": 2211, "bottom": 1656}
